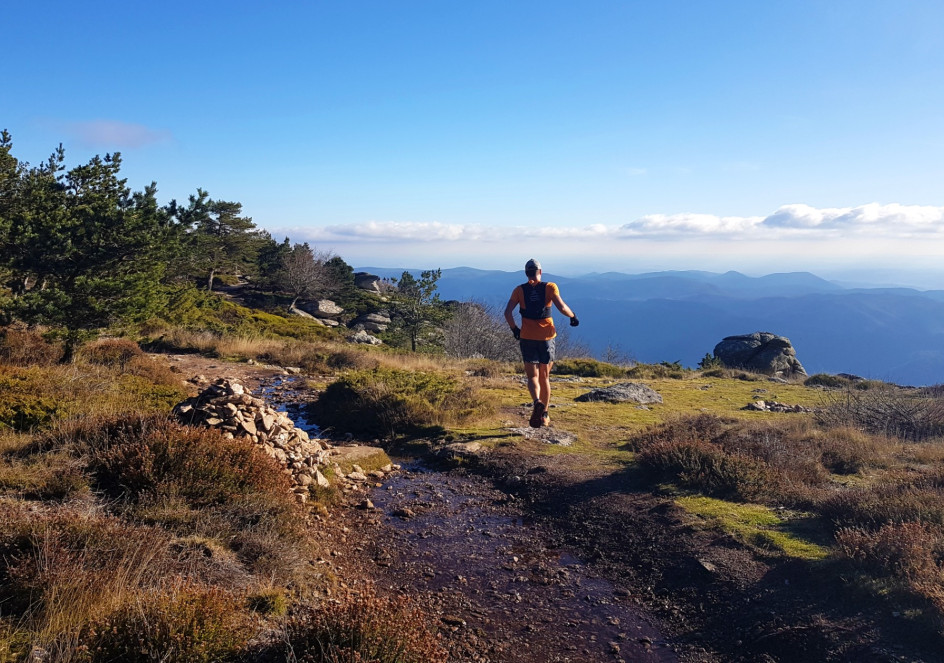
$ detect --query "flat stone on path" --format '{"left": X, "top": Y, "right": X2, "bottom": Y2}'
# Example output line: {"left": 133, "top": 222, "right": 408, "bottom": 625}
{"left": 575, "top": 382, "right": 663, "bottom": 405}
{"left": 510, "top": 427, "right": 577, "bottom": 446}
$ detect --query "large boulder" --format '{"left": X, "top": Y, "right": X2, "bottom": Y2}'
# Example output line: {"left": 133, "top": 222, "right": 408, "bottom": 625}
{"left": 309, "top": 299, "right": 344, "bottom": 318}
{"left": 713, "top": 332, "right": 806, "bottom": 377}
{"left": 355, "top": 272, "right": 382, "bottom": 293}
{"left": 575, "top": 382, "right": 663, "bottom": 404}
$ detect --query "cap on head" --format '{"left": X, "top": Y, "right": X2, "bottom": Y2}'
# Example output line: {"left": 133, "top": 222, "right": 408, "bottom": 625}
{"left": 525, "top": 258, "right": 541, "bottom": 275}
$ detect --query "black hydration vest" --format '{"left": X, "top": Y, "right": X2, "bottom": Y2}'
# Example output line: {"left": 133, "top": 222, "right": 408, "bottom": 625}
{"left": 519, "top": 282, "right": 551, "bottom": 320}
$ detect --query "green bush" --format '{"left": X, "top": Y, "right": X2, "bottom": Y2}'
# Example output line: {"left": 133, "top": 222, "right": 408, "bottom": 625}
{"left": 78, "top": 586, "right": 251, "bottom": 663}
{"left": 310, "top": 368, "right": 493, "bottom": 438}
{"left": 553, "top": 358, "right": 626, "bottom": 378}
{"left": 285, "top": 588, "right": 446, "bottom": 663}
{"left": 79, "top": 414, "right": 292, "bottom": 508}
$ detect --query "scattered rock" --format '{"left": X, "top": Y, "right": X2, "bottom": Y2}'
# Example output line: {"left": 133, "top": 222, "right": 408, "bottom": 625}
{"left": 713, "top": 332, "right": 806, "bottom": 377}
{"left": 575, "top": 382, "right": 663, "bottom": 405}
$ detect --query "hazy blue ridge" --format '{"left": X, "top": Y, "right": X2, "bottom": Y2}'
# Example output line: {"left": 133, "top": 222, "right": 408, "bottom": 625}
{"left": 355, "top": 266, "right": 944, "bottom": 385}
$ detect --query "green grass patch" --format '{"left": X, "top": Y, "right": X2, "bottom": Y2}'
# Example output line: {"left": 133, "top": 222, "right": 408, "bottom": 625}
{"left": 677, "top": 495, "right": 829, "bottom": 560}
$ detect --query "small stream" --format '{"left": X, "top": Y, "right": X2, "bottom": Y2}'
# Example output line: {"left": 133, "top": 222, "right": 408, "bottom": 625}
{"left": 260, "top": 376, "right": 678, "bottom": 663}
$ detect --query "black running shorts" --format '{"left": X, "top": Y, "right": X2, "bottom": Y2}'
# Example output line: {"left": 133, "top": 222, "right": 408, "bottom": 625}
{"left": 519, "top": 338, "right": 556, "bottom": 364}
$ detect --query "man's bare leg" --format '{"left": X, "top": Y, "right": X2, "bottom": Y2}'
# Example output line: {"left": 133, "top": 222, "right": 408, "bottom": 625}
{"left": 524, "top": 362, "right": 541, "bottom": 403}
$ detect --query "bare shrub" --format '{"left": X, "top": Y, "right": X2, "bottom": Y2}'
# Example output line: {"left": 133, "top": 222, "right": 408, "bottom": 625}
{"left": 818, "top": 386, "right": 944, "bottom": 442}
{"left": 443, "top": 301, "right": 518, "bottom": 361}
{"left": 285, "top": 586, "right": 447, "bottom": 663}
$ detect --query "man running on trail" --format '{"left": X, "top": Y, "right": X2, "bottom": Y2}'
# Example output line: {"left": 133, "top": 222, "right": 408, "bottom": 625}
{"left": 504, "top": 259, "right": 579, "bottom": 428}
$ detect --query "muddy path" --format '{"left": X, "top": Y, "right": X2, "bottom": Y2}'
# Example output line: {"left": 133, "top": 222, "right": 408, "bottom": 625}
{"left": 255, "top": 374, "right": 680, "bottom": 663}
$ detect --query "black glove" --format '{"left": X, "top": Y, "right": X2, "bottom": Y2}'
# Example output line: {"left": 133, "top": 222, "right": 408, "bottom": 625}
{"left": 570, "top": 315, "right": 580, "bottom": 327}
{"left": 511, "top": 326, "right": 521, "bottom": 340}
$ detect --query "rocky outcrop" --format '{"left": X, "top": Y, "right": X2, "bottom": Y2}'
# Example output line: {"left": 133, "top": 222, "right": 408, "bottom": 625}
{"left": 172, "top": 378, "right": 394, "bottom": 503}
{"left": 350, "top": 311, "right": 391, "bottom": 333}
{"left": 713, "top": 332, "right": 806, "bottom": 377}
{"left": 575, "top": 382, "right": 663, "bottom": 404}
{"left": 355, "top": 272, "right": 382, "bottom": 293}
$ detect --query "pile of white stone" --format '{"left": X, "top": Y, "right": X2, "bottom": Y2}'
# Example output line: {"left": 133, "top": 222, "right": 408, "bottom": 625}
{"left": 172, "top": 378, "right": 332, "bottom": 503}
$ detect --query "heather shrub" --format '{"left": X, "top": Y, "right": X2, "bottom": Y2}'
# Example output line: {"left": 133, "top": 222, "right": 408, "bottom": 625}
{"left": 80, "top": 414, "right": 292, "bottom": 507}
{"left": 0, "top": 327, "right": 63, "bottom": 366}
{"left": 835, "top": 522, "right": 943, "bottom": 581}
{"left": 77, "top": 586, "right": 251, "bottom": 663}
{"left": 554, "top": 358, "right": 625, "bottom": 378}
{"left": 820, "top": 483, "right": 944, "bottom": 530}
{"left": 79, "top": 338, "right": 144, "bottom": 368}
{"left": 805, "top": 373, "right": 851, "bottom": 389}
{"left": 817, "top": 426, "right": 883, "bottom": 474}
{"left": 637, "top": 438, "right": 772, "bottom": 501}
{"left": 310, "top": 368, "right": 494, "bottom": 437}
{"left": 285, "top": 588, "right": 447, "bottom": 663}
{"left": 624, "top": 414, "right": 732, "bottom": 451}
{"left": 835, "top": 522, "right": 944, "bottom": 618}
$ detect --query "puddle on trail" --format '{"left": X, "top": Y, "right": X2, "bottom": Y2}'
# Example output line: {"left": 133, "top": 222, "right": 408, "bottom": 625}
{"left": 259, "top": 376, "right": 677, "bottom": 663}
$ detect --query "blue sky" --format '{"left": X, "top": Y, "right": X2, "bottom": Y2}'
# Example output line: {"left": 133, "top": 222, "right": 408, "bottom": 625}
{"left": 6, "top": 1, "right": 944, "bottom": 285}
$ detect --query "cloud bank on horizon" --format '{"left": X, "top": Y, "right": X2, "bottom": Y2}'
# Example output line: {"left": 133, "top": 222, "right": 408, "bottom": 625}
{"left": 288, "top": 202, "right": 944, "bottom": 244}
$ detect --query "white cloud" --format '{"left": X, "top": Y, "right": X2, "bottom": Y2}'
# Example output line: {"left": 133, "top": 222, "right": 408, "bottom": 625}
{"left": 621, "top": 213, "right": 763, "bottom": 236}
{"left": 761, "top": 203, "right": 944, "bottom": 236}
{"left": 64, "top": 120, "right": 172, "bottom": 148}
{"left": 279, "top": 203, "right": 944, "bottom": 255}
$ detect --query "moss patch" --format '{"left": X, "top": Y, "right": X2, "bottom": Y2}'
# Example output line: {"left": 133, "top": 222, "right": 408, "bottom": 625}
{"left": 676, "top": 495, "right": 829, "bottom": 560}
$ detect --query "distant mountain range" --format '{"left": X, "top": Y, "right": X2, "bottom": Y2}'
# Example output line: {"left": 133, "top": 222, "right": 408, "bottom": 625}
{"left": 358, "top": 266, "right": 944, "bottom": 386}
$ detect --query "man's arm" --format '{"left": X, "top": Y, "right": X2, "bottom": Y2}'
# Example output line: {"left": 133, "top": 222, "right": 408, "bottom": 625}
{"left": 551, "top": 291, "right": 575, "bottom": 319}
{"left": 504, "top": 291, "right": 521, "bottom": 338}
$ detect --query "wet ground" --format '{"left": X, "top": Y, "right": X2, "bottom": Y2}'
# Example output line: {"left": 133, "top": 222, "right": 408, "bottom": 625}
{"left": 260, "top": 375, "right": 678, "bottom": 662}
{"left": 358, "top": 462, "right": 677, "bottom": 662}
